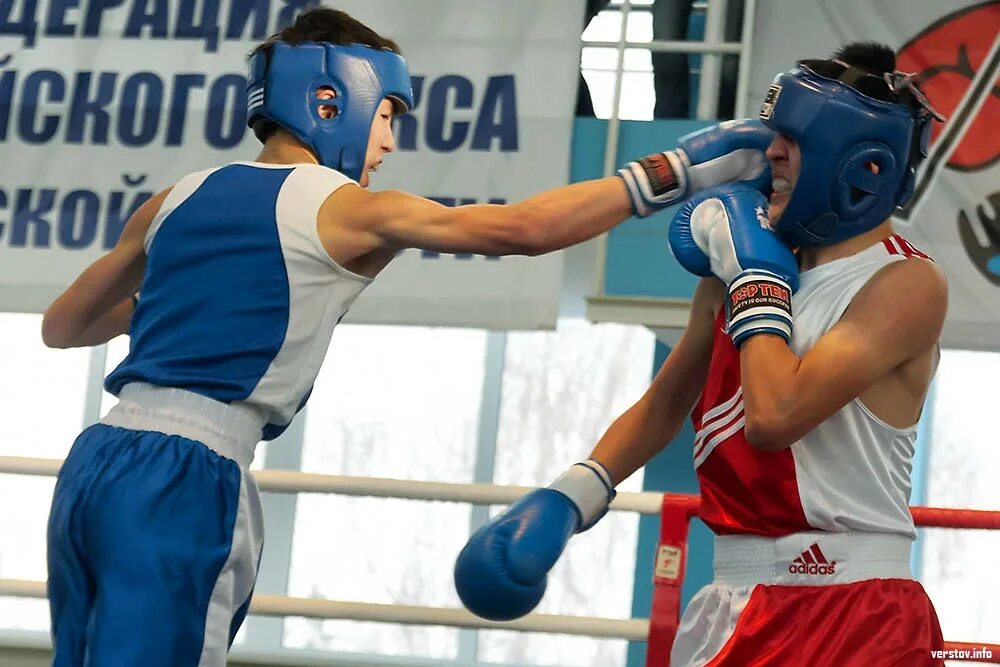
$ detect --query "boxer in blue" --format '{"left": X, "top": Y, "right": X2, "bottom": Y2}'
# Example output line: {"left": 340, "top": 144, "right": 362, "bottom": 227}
{"left": 41, "top": 7, "right": 775, "bottom": 665}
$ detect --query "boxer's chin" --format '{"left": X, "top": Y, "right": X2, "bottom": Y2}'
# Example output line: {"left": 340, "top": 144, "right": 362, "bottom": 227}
{"left": 768, "top": 194, "right": 788, "bottom": 225}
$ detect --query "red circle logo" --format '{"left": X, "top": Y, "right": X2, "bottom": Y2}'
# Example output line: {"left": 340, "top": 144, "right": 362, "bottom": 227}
{"left": 896, "top": 1, "right": 1000, "bottom": 172}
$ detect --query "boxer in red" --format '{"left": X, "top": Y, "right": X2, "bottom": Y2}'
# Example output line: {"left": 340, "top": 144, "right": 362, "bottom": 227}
{"left": 456, "top": 42, "right": 949, "bottom": 666}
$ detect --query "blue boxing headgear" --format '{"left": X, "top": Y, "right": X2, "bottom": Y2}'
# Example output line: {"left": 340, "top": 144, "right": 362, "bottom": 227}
{"left": 759, "top": 60, "right": 943, "bottom": 247}
{"left": 247, "top": 41, "right": 414, "bottom": 182}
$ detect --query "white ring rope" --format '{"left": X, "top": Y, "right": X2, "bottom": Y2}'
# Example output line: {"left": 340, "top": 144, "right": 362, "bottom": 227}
{"left": 0, "top": 455, "right": 666, "bottom": 514}
{"left": 0, "top": 578, "right": 650, "bottom": 640}
{"left": 0, "top": 454, "right": 660, "bottom": 639}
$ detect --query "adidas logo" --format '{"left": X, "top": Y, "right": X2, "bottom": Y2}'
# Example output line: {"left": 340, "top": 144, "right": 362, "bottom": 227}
{"left": 788, "top": 543, "right": 837, "bottom": 576}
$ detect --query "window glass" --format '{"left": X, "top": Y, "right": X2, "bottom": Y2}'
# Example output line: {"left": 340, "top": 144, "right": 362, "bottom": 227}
{"left": 0, "top": 314, "right": 92, "bottom": 633}
{"left": 921, "top": 350, "right": 1000, "bottom": 648}
{"left": 481, "top": 321, "right": 656, "bottom": 666}
{"left": 285, "top": 325, "right": 488, "bottom": 659}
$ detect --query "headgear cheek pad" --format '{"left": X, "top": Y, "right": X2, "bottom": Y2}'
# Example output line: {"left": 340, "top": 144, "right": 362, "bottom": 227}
{"left": 759, "top": 65, "right": 921, "bottom": 247}
{"left": 247, "top": 42, "right": 414, "bottom": 182}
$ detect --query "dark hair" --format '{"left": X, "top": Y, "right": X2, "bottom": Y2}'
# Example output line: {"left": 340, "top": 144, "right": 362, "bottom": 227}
{"left": 252, "top": 7, "right": 400, "bottom": 58}
{"left": 250, "top": 7, "right": 402, "bottom": 142}
{"left": 808, "top": 41, "right": 932, "bottom": 117}
{"left": 832, "top": 41, "right": 897, "bottom": 76}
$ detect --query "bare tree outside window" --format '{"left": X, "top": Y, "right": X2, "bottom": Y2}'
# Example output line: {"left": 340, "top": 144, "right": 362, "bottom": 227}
{"left": 284, "top": 325, "right": 487, "bottom": 659}
{"left": 481, "top": 321, "right": 656, "bottom": 667}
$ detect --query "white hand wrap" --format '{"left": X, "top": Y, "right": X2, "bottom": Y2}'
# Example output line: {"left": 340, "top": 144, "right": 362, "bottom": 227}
{"left": 617, "top": 150, "right": 688, "bottom": 218}
{"left": 548, "top": 460, "right": 615, "bottom": 532}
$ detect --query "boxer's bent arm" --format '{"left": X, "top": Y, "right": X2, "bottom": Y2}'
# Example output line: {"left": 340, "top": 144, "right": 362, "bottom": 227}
{"left": 739, "top": 258, "right": 948, "bottom": 450}
{"left": 41, "top": 189, "right": 168, "bottom": 348}
{"left": 324, "top": 178, "right": 633, "bottom": 256}
{"left": 588, "top": 278, "right": 723, "bottom": 485}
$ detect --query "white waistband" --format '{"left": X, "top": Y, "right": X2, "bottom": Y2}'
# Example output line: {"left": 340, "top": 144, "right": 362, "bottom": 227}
{"left": 713, "top": 531, "right": 913, "bottom": 587}
{"left": 101, "top": 383, "right": 265, "bottom": 469}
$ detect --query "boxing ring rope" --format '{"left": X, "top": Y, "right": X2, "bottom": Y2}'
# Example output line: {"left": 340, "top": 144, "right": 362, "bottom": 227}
{"left": 4, "top": 455, "right": 1000, "bottom": 528}
{"left": 1, "top": 455, "right": 998, "bottom": 664}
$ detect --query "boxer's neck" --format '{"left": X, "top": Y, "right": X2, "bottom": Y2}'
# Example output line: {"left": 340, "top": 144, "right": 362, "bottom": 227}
{"left": 797, "top": 220, "right": 895, "bottom": 271}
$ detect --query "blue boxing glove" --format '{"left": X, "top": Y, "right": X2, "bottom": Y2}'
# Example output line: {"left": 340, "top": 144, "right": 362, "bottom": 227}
{"left": 454, "top": 460, "right": 614, "bottom": 621}
{"left": 669, "top": 184, "right": 799, "bottom": 347}
{"left": 617, "top": 119, "right": 774, "bottom": 218}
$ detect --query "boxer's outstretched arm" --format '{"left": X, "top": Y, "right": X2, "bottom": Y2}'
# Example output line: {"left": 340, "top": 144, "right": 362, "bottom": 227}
{"left": 739, "top": 258, "right": 947, "bottom": 450}
{"left": 323, "top": 120, "right": 773, "bottom": 258}
{"left": 588, "top": 278, "right": 723, "bottom": 485}
{"left": 326, "top": 177, "right": 633, "bottom": 257}
{"left": 41, "top": 189, "right": 168, "bottom": 348}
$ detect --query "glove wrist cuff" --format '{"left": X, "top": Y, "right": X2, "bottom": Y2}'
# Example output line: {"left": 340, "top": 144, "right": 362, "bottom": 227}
{"left": 726, "top": 270, "right": 794, "bottom": 347}
{"left": 548, "top": 460, "right": 616, "bottom": 532}
{"left": 617, "top": 150, "right": 688, "bottom": 218}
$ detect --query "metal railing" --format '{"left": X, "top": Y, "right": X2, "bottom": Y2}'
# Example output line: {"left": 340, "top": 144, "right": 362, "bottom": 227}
{"left": 588, "top": 0, "right": 758, "bottom": 306}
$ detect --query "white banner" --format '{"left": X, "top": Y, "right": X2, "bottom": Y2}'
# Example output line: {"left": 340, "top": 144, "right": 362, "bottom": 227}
{"left": 0, "top": 0, "right": 585, "bottom": 329}
{"left": 745, "top": 0, "right": 1000, "bottom": 351}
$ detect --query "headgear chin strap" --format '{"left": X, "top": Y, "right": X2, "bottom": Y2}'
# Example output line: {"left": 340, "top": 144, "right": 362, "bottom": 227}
{"left": 759, "top": 60, "right": 943, "bottom": 247}
{"left": 247, "top": 42, "right": 414, "bottom": 182}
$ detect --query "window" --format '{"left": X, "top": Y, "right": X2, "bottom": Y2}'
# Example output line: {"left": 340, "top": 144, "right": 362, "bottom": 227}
{"left": 0, "top": 314, "right": 91, "bottom": 632}
{"left": 921, "top": 350, "right": 1000, "bottom": 647}
{"left": 580, "top": 0, "right": 745, "bottom": 122}
{"left": 480, "top": 321, "right": 656, "bottom": 667}
{"left": 0, "top": 314, "right": 658, "bottom": 663}
{"left": 282, "top": 321, "right": 656, "bottom": 666}
{"left": 284, "top": 324, "right": 488, "bottom": 659}
{"left": 0, "top": 314, "right": 91, "bottom": 458}
{"left": 582, "top": 6, "right": 656, "bottom": 120}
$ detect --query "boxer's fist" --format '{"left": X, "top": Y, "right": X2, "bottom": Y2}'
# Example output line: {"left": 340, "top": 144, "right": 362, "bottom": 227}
{"left": 454, "top": 489, "right": 578, "bottom": 621}
{"left": 618, "top": 119, "right": 774, "bottom": 218}
{"left": 454, "top": 461, "right": 614, "bottom": 621}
